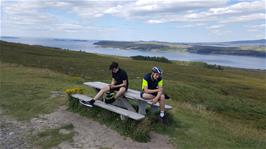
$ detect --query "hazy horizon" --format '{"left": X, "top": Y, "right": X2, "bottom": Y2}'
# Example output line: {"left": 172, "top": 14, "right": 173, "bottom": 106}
{"left": 1, "top": 35, "right": 266, "bottom": 44}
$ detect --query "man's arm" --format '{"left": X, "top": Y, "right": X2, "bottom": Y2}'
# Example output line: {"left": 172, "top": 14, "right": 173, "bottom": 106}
{"left": 110, "top": 78, "right": 116, "bottom": 85}
{"left": 151, "top": 80, "right": 164, "bottom": 104}
{"left": 113, "top": 80, "right": 127, "bottom": 88}
{"left": 143, "top": 86, "right": 160, "bottom": 93}
{"left": 109, "top": 78, "right": 116, "bottom": 89}
{"left": 142, "top": 79, "right": 159, "bottom": 93}
{"left": 143, "top": 79, "right": 163, "bottom": 93}
{"left": 110, "top": 80, "right": 127, "bottom": 89}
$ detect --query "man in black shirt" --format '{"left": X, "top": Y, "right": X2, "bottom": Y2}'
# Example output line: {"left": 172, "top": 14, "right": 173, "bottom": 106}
{"left": 81, "top": 62, "right": 128, "bottom": 107}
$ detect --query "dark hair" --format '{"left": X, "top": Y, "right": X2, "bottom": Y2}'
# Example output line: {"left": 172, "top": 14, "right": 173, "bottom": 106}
{"left": 109, "top": 62, "right": 119, "bottom": 70}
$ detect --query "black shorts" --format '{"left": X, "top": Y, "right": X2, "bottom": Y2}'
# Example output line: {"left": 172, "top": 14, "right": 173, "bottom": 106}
{"left": 140, "top": 92, "right": 158, "bottom": 98}
{"left": 110, "top": 86, "right": 128, "bottom": 92}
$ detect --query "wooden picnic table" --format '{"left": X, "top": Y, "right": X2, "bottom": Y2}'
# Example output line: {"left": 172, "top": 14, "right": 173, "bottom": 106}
{"left": 70, "top": 81, "right": 172, "bottom": 120}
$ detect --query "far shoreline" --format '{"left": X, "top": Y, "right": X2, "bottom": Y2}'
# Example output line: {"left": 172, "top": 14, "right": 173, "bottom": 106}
{"left": 1, "top": 39, "right": 265, "bottom": 71}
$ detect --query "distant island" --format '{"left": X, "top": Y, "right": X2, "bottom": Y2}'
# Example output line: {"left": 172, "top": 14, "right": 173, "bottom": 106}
{"left": 94, "top": 39, "right": 266, "bottom": 57}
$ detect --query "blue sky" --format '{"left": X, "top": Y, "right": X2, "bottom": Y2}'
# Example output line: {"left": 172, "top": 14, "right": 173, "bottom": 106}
{"left": 1, "top": 0, "right": 265, "bottom": 42}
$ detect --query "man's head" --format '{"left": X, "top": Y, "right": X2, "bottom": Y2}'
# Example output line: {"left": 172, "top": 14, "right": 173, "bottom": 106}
{"left": 109, "top": 62, "right": 119, "bottom": 73}
{"left": 151, "top": 66, "right": 162, "bottom": 80}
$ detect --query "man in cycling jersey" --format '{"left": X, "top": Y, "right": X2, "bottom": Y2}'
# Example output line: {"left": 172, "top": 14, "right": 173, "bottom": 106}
{"left": 141, "top": 66, "right": 166, "bottom": 121}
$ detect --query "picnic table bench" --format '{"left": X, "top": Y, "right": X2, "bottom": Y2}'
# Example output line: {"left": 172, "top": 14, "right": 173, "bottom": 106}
{"left": 71, "top": 94, "right": 145, "bottom": 120}
{"left": 70, "top": 81, "right": 172, "bottom": 120}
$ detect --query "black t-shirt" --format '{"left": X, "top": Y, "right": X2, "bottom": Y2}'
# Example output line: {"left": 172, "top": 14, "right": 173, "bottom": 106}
{"left": 112, "top": 68, "right": 128, "bottom": 89}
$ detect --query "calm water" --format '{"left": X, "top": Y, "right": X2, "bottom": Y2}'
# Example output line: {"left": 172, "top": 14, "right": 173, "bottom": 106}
{"left": 1, "top": 37, "right": 265, "bottom": 70}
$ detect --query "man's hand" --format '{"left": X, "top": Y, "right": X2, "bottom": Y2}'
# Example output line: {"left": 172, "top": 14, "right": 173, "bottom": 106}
{"left": 152, "top": 98, "right": 159, "bottom": 104}
{"left": 157, "top": 87, "right": 163, "bottom": 93}
{"left": 109, "top": 84, "right": 116, "bottom": 90}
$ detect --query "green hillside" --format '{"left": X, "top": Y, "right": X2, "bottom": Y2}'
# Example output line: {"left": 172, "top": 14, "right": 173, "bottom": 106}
{"left": 0, "top": 40, "right": 266, "bottom": 148}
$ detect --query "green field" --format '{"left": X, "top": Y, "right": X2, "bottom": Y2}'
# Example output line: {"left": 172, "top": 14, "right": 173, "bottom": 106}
{"left": 0, "top": 40, "right": 266, "bottom": 148}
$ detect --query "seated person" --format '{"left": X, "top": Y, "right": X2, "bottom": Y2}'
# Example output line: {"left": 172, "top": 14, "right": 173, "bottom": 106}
{"left": 141, "top": 66, "right": 166, "bottom": 120}
{"left": 81, "top": 62, "right": 128, "bottom": 107}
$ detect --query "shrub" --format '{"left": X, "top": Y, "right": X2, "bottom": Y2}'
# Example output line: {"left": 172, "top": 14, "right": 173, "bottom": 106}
{"left": 131, "top": 55, "right": 172, "bottom": 63}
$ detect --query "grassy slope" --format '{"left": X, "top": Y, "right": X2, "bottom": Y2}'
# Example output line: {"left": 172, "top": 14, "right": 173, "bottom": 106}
{"left": 0, "top": 40, "right": 266, "bottom": 148}
{"left": 0, "top": 62, "right": 88, "bottom": 120}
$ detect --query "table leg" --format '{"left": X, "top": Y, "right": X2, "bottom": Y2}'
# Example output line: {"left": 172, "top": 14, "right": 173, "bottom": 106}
{"left": 138, "top": 101, "right": 147, "bottom": 115}
{"left": 151, "top": 104, "right": 159, "bottom": 113}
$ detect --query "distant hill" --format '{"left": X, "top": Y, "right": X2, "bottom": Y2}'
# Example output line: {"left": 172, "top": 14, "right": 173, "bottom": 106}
{"left": 187, "top": 45, "right": 266, "bottom": 57}
{"left": 94, "top": 39, "right": 266, "bottom": 57}
{"left": 195, "top": 39, "right": 266, "bottom": 47}
{"left": 222, "top": 39, "right": 266, "bottom": 46}
{"left": 94, "top": 41, "right": 170, "bottom": 51}
{"left": 0, "top": 36, "right": 20, "bottom": 39}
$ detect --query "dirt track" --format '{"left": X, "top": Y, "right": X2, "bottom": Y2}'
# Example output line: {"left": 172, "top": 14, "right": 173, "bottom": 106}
{"left": 1, "top": 106, "right": 174, "bottom": 149}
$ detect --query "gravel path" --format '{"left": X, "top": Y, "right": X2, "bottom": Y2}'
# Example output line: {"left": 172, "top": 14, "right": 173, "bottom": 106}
{"left": 1, "top": 106, "right": 174, "bottom": 149}
{"left": 0, "top": 114, "right": 32, "bottom": 149}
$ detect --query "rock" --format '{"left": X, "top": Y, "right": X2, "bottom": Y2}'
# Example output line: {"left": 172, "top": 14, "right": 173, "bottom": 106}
{"left": 59, "top": 129, "right": 72, "bottom": 135}
{"left": 9, "top": 132, "right": 14, "bottom": 136}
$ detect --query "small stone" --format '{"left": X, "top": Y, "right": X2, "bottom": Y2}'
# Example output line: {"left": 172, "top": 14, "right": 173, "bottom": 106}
{"left": 59, "top": 129, "right": 71, "bottom": 135}
{"left": 9, "top": 132, "right": 15, "bottom": 136}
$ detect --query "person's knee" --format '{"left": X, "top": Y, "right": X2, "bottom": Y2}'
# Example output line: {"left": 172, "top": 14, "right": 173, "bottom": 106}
{"left": 119, "top": 87, "right": 126, "bottom": 92}
{"left": 160, "top": 94, "right": 165, "bottom": 100}
{"left": 158, "top": 90, "right": 164, "bottom": 94}
{"left": 102, "top": 85, "right": 110, "bottom": 92}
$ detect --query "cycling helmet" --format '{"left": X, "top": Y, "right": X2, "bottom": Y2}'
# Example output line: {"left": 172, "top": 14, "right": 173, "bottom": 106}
{"left": 152, "top": 66, "right": 162, "bottom": 74}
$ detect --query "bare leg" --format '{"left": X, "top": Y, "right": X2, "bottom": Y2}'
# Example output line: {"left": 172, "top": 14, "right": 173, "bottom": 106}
{"left": 94, "top": 85, "right": 110, "bottom": 100}
{"left": 152, "top": 91, "right": 163, "bottom": 104}
{"left": 159, "top": 94, "right": 165, "bottom": 112}
{"left": 142, "top": 93, "right": 155, "bottom": 100}
{"left": 114, "top": 87, "right": 126, "bottom": 99}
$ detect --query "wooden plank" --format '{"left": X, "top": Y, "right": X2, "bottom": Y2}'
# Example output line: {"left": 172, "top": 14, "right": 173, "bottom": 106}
{"left": 71, "top": 94, "right": 145, "bottom": 120}
{"left": 84, "top": 81, "right": 172, "bottom": 109}
{"left": 112, "top": 98, "right": 136, "bottom": 112}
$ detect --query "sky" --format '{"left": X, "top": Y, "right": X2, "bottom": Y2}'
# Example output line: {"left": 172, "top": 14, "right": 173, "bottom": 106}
{"left": 1, "top": 0, "right": 265, "bottom": 42}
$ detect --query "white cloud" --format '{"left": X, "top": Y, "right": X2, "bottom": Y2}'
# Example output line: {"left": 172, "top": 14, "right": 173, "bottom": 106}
{"left": 1, "top": 0, "right": 265, "bottom": 40}
{"left": 3, "top": 0, "right": 265, "bottom": 25}
{"left": 175, "top": 23, "right": 205, "bottom": 28}
{"left": 209, "top": 0, "right": 265, "bottom": 15}
{"left": 147, "top": 19, "right": 163, "bottom": 24}
{"left": 221, "top": 13, "right": 265, "bottom": 23}
{"left": 52, "top": 23, "right": 119, "bottom": 33}
{"left": 179, "top": 0, "right": 265, "bottom": 23}
{"left": 108, "top": 0, "right": 228, "bottom": 19}
{"left": 207, "top": 25, "right": 224, "bottom": 29}
{"left": 115, "top": 0, "right": 266, "bottom": 25}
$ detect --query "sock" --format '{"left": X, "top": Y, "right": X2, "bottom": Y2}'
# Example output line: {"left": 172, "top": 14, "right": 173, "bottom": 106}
{"left": 160, "top": 111, "right": 165, "bottom": 117}
{"left": 90, "top": 99, "right": 95, "bottom": 104}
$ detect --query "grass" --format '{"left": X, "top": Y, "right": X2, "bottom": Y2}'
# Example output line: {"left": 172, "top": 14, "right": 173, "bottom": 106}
{"left": 0, "top": 40, "right": 266, "bottom": 148}
{"left": 68, "top": 95, "right": 176, "bottom": 142}
{"left": 155, "top": 102, "right": 266, "bottom": 148}
{"left": 0, "top": 62, "right": 86, "bottom": 120}
{"left": 33, "top": 124, "right": 74, "bottom": 149}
